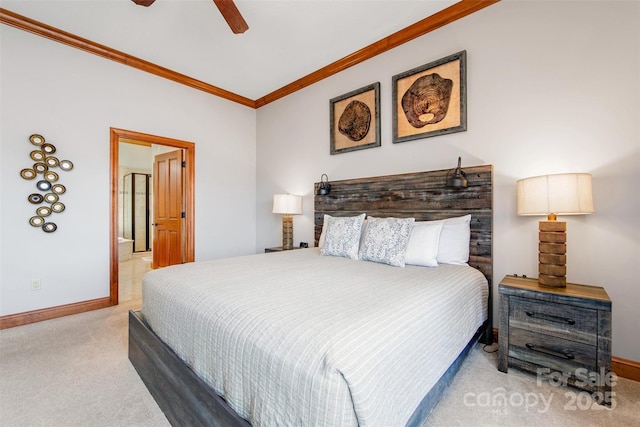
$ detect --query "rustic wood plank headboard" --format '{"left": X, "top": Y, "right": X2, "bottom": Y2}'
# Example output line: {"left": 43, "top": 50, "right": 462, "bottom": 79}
{"left": 314, "top": 165, "right": 493, "bottom": 343}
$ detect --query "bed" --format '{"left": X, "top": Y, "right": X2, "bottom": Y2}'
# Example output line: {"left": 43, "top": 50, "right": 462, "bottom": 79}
{"left": 128, "top": 165, "right": 493, "bottom": 427}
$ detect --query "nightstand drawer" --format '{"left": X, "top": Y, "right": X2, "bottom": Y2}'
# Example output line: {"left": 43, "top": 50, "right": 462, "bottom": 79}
{"left": 510, "top": 296, "right": 597, "bottom": 345}
{"left": 509, "top": 328, "right": 597, "bottom": 374}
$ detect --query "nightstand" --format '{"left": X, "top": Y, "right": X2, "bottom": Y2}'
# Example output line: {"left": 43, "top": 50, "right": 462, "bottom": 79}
{"left": 498, "top": 275, "right": 612, "bottom": 405}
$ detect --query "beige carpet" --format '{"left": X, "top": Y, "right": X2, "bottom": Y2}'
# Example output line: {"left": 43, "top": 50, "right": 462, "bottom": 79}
{"left": 0, "top": 300, "right": 169, "bottom": 427}
{"left": 1, "top": 300, "right": 639, "bottom": 427}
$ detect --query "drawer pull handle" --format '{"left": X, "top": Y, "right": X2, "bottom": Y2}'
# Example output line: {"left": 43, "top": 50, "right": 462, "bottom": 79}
{"left": 525, "top": 343, "right": 574, "bottom": 360}
{"left": 525, "top": 311, "right": 576, "bottom": 325}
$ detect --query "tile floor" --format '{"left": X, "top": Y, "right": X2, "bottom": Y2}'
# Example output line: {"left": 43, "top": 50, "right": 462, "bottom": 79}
{"left": 118, "top": 251, "right": 152, "bottom": 302}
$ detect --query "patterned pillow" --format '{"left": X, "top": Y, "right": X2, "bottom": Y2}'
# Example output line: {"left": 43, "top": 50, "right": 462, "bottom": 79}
{"left": 358, "top": 216, "right": 415, "bottom": 267}
{"left": 320, "top": 213, "right": 366, "bottom": 259}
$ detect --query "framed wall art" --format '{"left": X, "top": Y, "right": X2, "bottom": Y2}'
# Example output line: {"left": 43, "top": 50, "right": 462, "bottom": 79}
{"left": 330, "top": 82, "right": 381, "bottom": 155}
{"left": 392, "top": 50, "right": 467, "bottom": 144}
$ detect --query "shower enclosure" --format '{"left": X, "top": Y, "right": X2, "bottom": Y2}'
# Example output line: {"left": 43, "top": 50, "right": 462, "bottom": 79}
{"left": 122, "top": 173, "right": 152, "bottom": 253}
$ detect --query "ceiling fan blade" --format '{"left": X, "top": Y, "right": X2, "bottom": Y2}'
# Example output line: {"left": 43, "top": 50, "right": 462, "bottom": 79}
{"left": 131, "top": 0, "right": 156, "bottom": 6}
{"left": 213, "top": 0, "right": 249, "bottom": 34}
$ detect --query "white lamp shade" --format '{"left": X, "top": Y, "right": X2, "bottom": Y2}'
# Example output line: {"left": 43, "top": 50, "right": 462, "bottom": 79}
{"left": 272, "top": 194, "right": 302, "bottom": 215}
{"left": 517, "top": 173, "right": 594, "bottom": 216}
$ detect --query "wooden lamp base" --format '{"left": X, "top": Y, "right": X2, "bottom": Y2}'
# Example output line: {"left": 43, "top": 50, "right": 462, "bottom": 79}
{"left": 538, "top": 219, "right": 567, "bottom": 287}
{"left": 282, "top": 214, "right": 293, "bottom": 250}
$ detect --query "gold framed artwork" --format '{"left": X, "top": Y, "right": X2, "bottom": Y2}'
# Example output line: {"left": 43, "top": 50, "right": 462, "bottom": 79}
{"left": 330, "top": 82, "right": 381, "bottom": 155}
{"left": 392, "top": 51, "right": 467, "bottom": 143}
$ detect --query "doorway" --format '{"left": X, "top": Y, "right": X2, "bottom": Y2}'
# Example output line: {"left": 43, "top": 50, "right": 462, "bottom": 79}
{"left": 109, "top": 128, "right": 195, "bottom": 306}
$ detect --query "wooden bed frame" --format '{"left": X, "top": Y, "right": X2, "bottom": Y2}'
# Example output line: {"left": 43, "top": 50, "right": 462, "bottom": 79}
{"left": 129, "top": 165, "right": 493, "bottom": 427}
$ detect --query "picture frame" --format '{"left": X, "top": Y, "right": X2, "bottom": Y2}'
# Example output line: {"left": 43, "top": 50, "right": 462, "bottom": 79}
{"left": 392, "top": 50, "right": 467, "bottom": 144}
{"left": 330, "top": 82, "right": 381, "bottom": 155}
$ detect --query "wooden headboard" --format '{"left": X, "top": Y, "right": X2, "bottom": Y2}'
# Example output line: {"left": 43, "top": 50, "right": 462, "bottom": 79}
{"left": 314, "top": 165, "right": 493, "bottom": 343}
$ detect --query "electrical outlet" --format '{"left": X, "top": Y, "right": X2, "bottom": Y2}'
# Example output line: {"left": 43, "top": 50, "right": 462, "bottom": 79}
{"left": 31, "top": 279, "right": 41, "bottom": 291}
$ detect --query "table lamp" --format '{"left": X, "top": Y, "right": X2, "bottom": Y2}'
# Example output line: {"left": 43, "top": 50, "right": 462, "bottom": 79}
{"left": 517, "top": 173, "right": 594, "bottom": 287}
{"left": 273, "top": 194, "right": 302, "bottom": 250}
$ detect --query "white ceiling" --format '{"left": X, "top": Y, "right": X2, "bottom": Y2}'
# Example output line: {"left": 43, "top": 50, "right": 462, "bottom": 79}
{"left": 2, "top": 0, "right": 458, "bottom": 100}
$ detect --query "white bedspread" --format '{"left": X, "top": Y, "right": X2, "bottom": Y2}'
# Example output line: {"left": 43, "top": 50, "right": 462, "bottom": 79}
{"left": 141, "top": 248, "right": 488, "bottom": 427}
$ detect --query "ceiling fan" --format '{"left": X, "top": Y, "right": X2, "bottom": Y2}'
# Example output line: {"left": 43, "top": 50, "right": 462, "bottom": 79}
{"left": 131, "top": 0, "right": 249, "bottom": 34}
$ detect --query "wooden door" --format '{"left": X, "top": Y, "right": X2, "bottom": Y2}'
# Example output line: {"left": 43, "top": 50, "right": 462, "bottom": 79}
{"left": 152, "top": 150, "right": 184, "bottom": 269}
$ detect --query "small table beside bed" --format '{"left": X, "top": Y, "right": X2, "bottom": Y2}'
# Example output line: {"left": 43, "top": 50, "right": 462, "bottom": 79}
{"left": 128, "top": 165, "right": 494, "bottom": 427}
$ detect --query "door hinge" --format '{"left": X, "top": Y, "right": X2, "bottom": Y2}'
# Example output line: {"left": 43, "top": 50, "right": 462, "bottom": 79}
{"left": 181, "top": 212, "right": 186, "bottom": 218}
{"left": 182, "top": 161, "right": 186, "bottom": 167}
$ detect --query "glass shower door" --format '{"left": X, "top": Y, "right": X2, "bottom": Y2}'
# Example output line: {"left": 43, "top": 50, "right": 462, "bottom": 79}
{"left": 123, "top": 173, "right": 151, "bottom": 253}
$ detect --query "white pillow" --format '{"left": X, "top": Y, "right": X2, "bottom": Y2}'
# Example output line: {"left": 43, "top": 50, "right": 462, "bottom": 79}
{"left": 436, "top": 214, "right": 471, "bottom": 265}
{"left": 404, "top": 220, "right": 444, "bottom": 267}
{"left": 358, "top": 217, "right": 415, "bottom": 267}
{"left": 321, "top": 213, "right": 366, "bottom": 259}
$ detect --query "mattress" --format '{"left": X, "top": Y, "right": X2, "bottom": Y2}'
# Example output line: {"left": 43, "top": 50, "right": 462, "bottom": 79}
{"left": 141, "top": 248, "right": 488, "bottom": 427}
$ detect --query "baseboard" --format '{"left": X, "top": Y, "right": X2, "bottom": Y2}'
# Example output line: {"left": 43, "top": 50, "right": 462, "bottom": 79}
{"left": 0, "top": 297, "right": 113, "bottom": 329}
{"left": 492, "top": 327, "right": 639, "bottom": 383}
{"left": 611, "top": 357, "right": 640, "bottom": 383}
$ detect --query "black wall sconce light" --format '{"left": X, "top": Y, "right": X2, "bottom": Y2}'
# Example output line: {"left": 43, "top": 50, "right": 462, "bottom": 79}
{"left": 317, "top": 174, "right": 331, "bottom": 195}
{"left": 446, "top": 157, "right": 468, "bottom": 188}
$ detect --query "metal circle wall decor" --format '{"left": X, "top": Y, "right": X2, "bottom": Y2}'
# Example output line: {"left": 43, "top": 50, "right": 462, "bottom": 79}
{"left": 29, "top": 216, "right": 45, "bottom": 227}
{"left": 45, "top": 156, "right": 59, "bottom": 167}
{"left": 51, "top": 202, "right": 65, "bottom": 213}
{"left": 41, "top": 143, "right": 56, "bottom": 154}
{"left": 44, "top": 171, "right": 59, "bottom": 182}
{"left": 20, "top": 168, "right": 37, "bottom": 180}
{"left": 28, "top": 193, "right": 44, "bottom": 204}
{"left": 33, "top": 162, "right": 48, "bottom": 174}
{"left": 59, "top": 160, "right": 74, "bottom": 171}
{"left": 30, "top": 150, "right": 45, "bottom": 161}
{"left": 42, "top": 223, "right": 57, "bottom": 233}
{"left": 36, "top": 180, "right": 52, "bottom": 191}
{"left": 36, "top": 206, "right": 52, "bottom": 217}
{"left": 52, "top": 184, "right": 66, "bottom": 194}
{"left": 44, "top": 193, "right": 59, "bottom": 204}
{"left": 20, "top": 134, "right": 74, "bottom": 232}
{"left": 29, "top": 134, "right": 45, "bottom": 145}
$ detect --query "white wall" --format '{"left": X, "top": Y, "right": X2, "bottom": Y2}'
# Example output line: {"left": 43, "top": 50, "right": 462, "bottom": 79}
{"left": 0, "top": 25, "right": 257, "bottom": 315}
{"left": 256, "top": 1, "right": 640, "bottom": 360}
